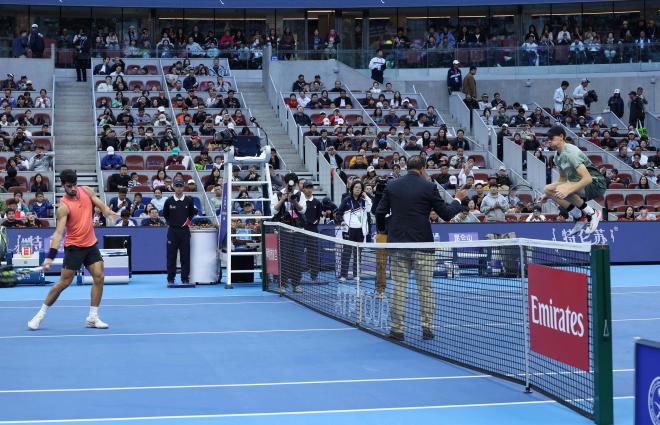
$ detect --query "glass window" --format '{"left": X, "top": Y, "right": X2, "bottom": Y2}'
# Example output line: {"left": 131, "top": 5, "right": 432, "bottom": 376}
{"left": 59, "top": 7, "right": 92, "bottom": 47}
{"left": 156, "top": 8, "right": 183, "bottom": 47}
{"left": 614, "top": 0, "right": 643, "bottom": 40}
{"left": 183, "top": 9, "right": 213, "bottom": 38}
{"left": 246, "top": 9, "right": 273, "bottom": 43}
{"left": 339, "top": 10, "right": 364, "bottom": 50}
{"left": 644, "top": 0, "right": 660, "bottom": 39}
{"left": 400, "top": 8, "right": 428, "bottom": 41}
{"left": 522, "top": 5, "right": 551, "bottom": 43}
{"left": 276, "top": 9, "right": 305, "bottom": 52}
{"left": 458, "top": 6, "right": 488, "bottom": 33}
{"left": 29, "top": 6, "right": 60, "bottom": 41}
{"left": 368, "top": 8, "right": 397, "bottom": 49}
{"left": 307, "top": 10, "right": 337, "bottom": 48}
{"left": 550, "top": 4, "right": 582, "bottom": 40}
{"left": 582, "top": 2, "right": 613, "bottom": 38}
{"left": 490, "top": 5, "right": 518, "bottom": 42}
{"left": 0, "top": 5, "right": 29, "bottom": 50}
{"left": 216, "top": 9, "right": 247, "bottom": 41}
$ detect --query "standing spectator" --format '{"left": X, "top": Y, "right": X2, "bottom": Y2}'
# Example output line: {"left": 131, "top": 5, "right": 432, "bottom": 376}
{"left": 447, "top": 60, "right": 462, "bottom": 95}
{"left": 28, "top": 24, "right": 45, "bottom": 58}
{"left": 11, "top": 30, "right": 28, "bottom": 58}
{"left": 461, "top": 66, "right": 477, "bottom": 98}
{"left": 554, "top": 81, "right": 569, "bottom": 115}
{"left": 369, "top": 49, "right": 386, "bottom": 84}
{"left": 629, "top": 90, "right": 646, "bottom": 128}
{"left": 480, "top": 185, "right": 509, "bottom": 222}
{"left": 375, "top": 155, "right": 464, "bottom": 341}
{"left": 607, "top": 89, "right": 624, "bottom": 118}
{"left": 301, "top": 181, "right": 322, "bottom": 281}
{"left": 572, "top": 78, "right": 589, "bottom": 116}
{"left": 74, "top": 31, "right": 90, "bottom": 83}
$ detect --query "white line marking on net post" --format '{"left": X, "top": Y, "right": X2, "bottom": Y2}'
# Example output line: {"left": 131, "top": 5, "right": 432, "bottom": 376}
{"left": 0, "top": 301, "right": 292, "bottom": 309}
{"left": 0, "top": 369, "right": 634, "bottom": 395}
{"left": 612, "top": 317, "right": 660, "bottom": 322}
{"left": 0, "top": 397, "right": 635, "bottom": 424}
{"left": 0, "top": 327, "right": 357, "bottom": 340}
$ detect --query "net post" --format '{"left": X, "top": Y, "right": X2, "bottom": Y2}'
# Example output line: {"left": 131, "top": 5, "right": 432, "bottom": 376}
{"left": 519, "top": 244, "right": 531, "bottom": 393}
{"left": 356, "top": 244, "right": 362, "bottom": 326}
{"left": 591, "top": 244, "right": 613, "bottom": 425}
{"left": 261, "top": 223, "right": 267, "bottom": 292}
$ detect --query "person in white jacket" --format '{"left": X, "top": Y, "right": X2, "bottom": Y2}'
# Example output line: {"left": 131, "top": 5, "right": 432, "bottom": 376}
{"left": 336, "top": 180, "right": 372, "bottom": 282}
{"left": 572, "top": 78, "right": 589, "bottom": 116}
{"left": 553, "top": 80, "right": 569, "bottom": 114}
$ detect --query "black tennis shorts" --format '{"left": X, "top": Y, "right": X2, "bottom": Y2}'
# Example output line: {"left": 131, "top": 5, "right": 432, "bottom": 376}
{"left": 62, "top": 243, "right": 103, "bottom": 271}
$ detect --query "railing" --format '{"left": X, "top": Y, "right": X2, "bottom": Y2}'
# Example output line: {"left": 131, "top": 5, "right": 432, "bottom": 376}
{"left": 318, "top": 155, "right": 333, "bottom": 200}
{"left": 526, "top": 151, "right": 548, "bottom": 193}
{"left": 472, "top": 109, "right": 495, "bottom": 158}
{"left": 332, "top": 165, "right": 346, "bottom": 206}
{"left": 645, "top": 111, "right": 660, "bottom": 144}
{"left": 304, "top": 137, "right": 318, "bottom": 179}
{"left": 503, "top": 137, "right": 523, "bottom": 177}
{"left": 449, "top": 93, "right": 471, "bottom": 132}
{"left": 600, "top": 111, "right": 627, "bottom": 131}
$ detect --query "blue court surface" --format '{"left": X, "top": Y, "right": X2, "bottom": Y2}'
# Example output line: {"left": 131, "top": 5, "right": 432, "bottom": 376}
{"left": 0, "top": 265, "right": 658, "bottom": 425}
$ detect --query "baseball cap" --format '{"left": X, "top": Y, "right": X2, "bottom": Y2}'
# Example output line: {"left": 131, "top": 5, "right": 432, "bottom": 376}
{"left": 367, "top": 165, "right": 375, "bottom": 172}
{"left": 26, "top": 80, "right": 32, "bottom": 85}
{"left": 498, "top": 165, "right": 506, "bottom": 171}
{"left": 581, "top": 78, "right": 590, "bottom": 83}
{"left": 157, "top": 106, "right": 166, "bottom": 113}
{"left": 452, "top": 60, "right": 460, "bottom": 65}
{"left": 303, "top": 181, "right": 314, "bottom": 189}
{"left": 13, "top": 146, "right": 21, "bottom": 153}
{"left": 106, "top": 146, "right": 115, "bottom": 154}
{"left": 614, "top": 89, "right": 620, "bottom": 94}
{"left": 31, "top": 24, "right": 38, "bottom": 28}
{"left": 171, "top": 147, "right": 180, "bottom": 155}
{"left": 173, "top": 179, "right": 185, "bottom": 187}
{"left": 501, "top": 123, "right": 508, "bottom": 128}
{"left": 187, "top": 179, "right": 195, "bottom": 185}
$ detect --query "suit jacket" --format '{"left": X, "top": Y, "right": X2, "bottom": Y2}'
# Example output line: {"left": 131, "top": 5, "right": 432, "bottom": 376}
{"left": 375, "top": 173, "right": 461, "bottom": 243}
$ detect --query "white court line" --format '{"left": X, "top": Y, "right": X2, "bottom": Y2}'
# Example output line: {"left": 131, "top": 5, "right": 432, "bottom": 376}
{"left": 0, "top": 294, "right": 274, "bottom": 303}
{"left": 612, "top": 317, "right": 660, "bottom": 322}
{"left": 0, "top": 327, "right": 356, "bottom": 340}
{"left": 0, "top": 301, "right": 291, "bottom": 309}
{"left": 0, "top": 397, "right": 635, "bottom": 424}
{"left": 0, "top": 369, "right": 634, "bottom": 395}
{"left": 612, "top": 290, "right": 660, "bottom": 295}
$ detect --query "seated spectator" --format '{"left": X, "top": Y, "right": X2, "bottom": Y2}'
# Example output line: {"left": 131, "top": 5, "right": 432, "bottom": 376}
{"left": 349, "top": 149, "right": 369, "bottom": 169}
{"left": 209, "top": 185, "right": 223, "bottom": 210}
{"left": 467, "top": 199, "right": 480, "bottom": 215}
{"left": 30, "top": 173, "right": 49, "bottom": 192}
{"left": 92, "top": 205, "right": 107, "bottom": 227}
{"left": 31, "top": 191, "right": 53, "bottom": 218}
{"left": 34, "top": 89, "right": 51, "bottom": 108}
{"left": 186, "top": 179, "right": 197, "bottom": 192}
{"left": 116, "top": 209, "right": 135, "bottom": 226}
{"left": 13, "top": 192, "right": 29, "bottom": 216}
{"left": 2, "top": 208, "right": 23, "bottom": 227}
{"left": 182, "top": 69, "right": 198, "bottom": 91}
{"left": 108, "top": 164, "right": 131, "bottom": 192}
{"left": 637, "top": 206, "right": 657, "bottom": 221}
{"left": 293, "top": 106, "right": 311, "bottom": 126}
{"left": 25, "top": 212, "right": 43, "bottom": 228}
{"left": 619, "top": 206, "right": 636, "bottom": 221}
{"left": 142, "top": 207, "right": 165, "bottom": 226}
{"left": 617, "top": 146, "right": 632, "bottom": 165}
{"left": 510, "top": 108, "right": 527, "bottom": 127}
{"left": 224, "top": 90, "right": 241, "bottom": 108}
{"left": 148, "top": 188, "right": 167, "bottom": 212}
{"left": 108, "top": 189, "right": 130, "bottom": 214}
{"left": 480, "top": 185, "right": 509, "bottom": 222}
{"left": 333, "top": 90, "right": 353, "bottom": 109}
{"left": 29, "top": 145, "right": 51, "bottom": 172}
{"left": 3, "top": 168, "right": 20, "bottom": 190}
{"left": 165, "top": 148, "right": 184, "bottom": 168}
{"left": 451, "top": 129, "right": 470, "bottom": 150}
{"left": 496, "top": 166, "right": 513, "bottom": 187}
{"left": 525, "top": 205, "right": 546, "bottom": 222}
{"left": 638, "top": 175, "right": 651, "bottom": 189}
{"left": 101, "top": 146, "right": 123, "bottom": 170}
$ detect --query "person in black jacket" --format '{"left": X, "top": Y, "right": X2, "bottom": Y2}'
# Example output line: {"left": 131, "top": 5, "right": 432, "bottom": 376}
{"left": 628, "top": 90, "right": 646, "bottom": 128}
{"left": 375, "top": 155, "right": 465, "bottom": 342}
{"left": 607, "top": 89, "right": 624, "bottom": 119}
{"left": 301, "top": 181, "right": 322, "bottom": 281}
{"left": 163, "top": 178, "right": 197, "bottom": 286}
{"left": 74, "top": 32, "right": 90, "bottom": 82}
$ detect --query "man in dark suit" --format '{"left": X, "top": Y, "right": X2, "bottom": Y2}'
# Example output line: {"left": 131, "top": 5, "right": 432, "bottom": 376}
{"left": 93, "top": 56, "right": 111, "bottom": 75}
{"left": 74, "top": 32, "right": 90, "bottom": 82}
{"left": 375, "top": 155, "right": 465, "bottom": 342}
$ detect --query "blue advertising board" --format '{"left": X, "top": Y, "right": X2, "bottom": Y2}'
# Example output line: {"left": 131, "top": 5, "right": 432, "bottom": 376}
{"left": 635, "top": 339, "right": 660, "bottom": 425}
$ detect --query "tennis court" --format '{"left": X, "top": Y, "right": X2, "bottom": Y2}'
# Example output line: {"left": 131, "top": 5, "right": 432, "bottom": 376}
{"left": 0, "top": 263, "right": 657, "bottom": 425}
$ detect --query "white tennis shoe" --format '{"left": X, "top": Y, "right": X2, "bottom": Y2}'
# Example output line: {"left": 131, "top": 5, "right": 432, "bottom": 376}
{"left": 568, "top": 216, "right": 588, "bottom": 236}
{"left": 584, "top": 210, "right": 601, "bottom": 236}
{"left": 27, "top": 314, "right": 44, "bottom": 331}
{"left": 86, "top": 316, "right": 109, "bottom": 329}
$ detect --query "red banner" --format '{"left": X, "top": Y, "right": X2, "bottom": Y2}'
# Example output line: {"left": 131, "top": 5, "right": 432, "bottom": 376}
{"left": 528, "top": 264, "right": 589, "bottom": 371}
{"left": 264, "top": 233, "right": 279, "bottom": 276}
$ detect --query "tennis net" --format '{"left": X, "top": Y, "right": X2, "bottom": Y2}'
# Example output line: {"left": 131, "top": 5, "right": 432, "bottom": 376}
{"left": 261, "top": 221, "right": 613, "bottom": 423}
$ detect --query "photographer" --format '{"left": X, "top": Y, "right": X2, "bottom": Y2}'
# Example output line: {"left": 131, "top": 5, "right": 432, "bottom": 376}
{"left": 336, "top": 180, "right": 372, "bottom": 283}
{"left": 272, "top": 172, "right": 306, "bottom": 293}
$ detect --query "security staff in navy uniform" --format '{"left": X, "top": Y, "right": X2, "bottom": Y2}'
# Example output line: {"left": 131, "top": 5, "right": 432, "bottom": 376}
{"left": 271, "top": 172, "right": 306, "bottom": 293}
{"left": 163, "top": 178, "right": 197, "bottom": 286}
{"left": 74, "top": 31, "right": 90, "bottom": 82}
{"left": 301, "top": 180, "right": 322, "bottom": 281}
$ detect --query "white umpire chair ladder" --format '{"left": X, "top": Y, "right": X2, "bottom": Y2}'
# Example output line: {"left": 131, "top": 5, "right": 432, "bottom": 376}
{"left": 223, "top": 145, "right": 274, "bottom": 289}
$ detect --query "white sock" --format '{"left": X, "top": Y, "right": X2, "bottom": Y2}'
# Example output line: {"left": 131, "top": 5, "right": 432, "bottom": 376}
{"left": 37, "top": 304, "right": 49, "bottom": 316}
{"left": 89, "top": 306, "right": 99, "bottom": 317}
{"left": 581, "top": 205, "right": 595, "bottom": 216}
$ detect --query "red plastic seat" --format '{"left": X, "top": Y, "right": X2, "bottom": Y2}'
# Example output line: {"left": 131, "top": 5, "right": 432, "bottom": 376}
{"left": 145, "top": 155, "right": 165, "bottom": 170}
{"left": 608, "top": 182, "right": 625, "bottom": 189}
{"left": 146, "top": 80, "right": 162, "bottom": 91}
{"left": 472, "top": 154, "right": 486, "bottom": 167}
{"left": 126, "top": 65, "right": 141, "bottom": 75}
{"left": 34, "top": 113, "right": 51, "bottom": 125}
{"left": 125, "top": 155, "right": 145, "bottom": 170}
{"left": 33, "top": 138, "right": 52, "bottom": 150}
{"left": 605, "top": 194, "right": 625, "bottom": 211}
{"left": 626, "top": 193, "right": 644, "bottom": 208}
{"left": 129, "top": 185, "right": 152, "bottom": 193}
{"left": 646, "top": 194, "right": 660, "bottom": 211}
{"left": 129, "top": 81, "right": 144, "bottom": 91}
{"left": 145, "top": 65, "right": 157, "bottom": 75}
{"left": 588, "top": 155, "right": 603, "bottom": 166}
{"left": 344, "top": 114, "right": 361, "bottom": 125}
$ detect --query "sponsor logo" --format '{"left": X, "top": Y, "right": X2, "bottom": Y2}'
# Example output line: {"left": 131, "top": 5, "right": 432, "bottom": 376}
{"left": 649, "top": 376, "right": 660, "bottom": 425}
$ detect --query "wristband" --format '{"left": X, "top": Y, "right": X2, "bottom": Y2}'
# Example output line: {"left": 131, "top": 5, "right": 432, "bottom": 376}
{"left": 46, "top": 248, "right": 58, "bottom": 260}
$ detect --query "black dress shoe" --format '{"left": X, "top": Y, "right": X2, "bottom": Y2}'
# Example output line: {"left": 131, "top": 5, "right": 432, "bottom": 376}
{"left": 389, "top": 330, "right": 404, "bottom": 341}
{"left": 422, "top": 328, "right": 434, "bottom": 340}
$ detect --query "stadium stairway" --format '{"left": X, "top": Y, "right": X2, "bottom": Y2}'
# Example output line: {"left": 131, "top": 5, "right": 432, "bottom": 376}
{"left": 53, "top": 80, "right": 99, "bottom": 197}
{"left": 239, "top": 81, "right": 327, "bottom": 198}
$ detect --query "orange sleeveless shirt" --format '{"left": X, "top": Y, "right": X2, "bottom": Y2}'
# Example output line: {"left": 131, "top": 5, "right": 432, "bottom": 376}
{"left": 60, "top": 187, "right": 97, "bottom": 248}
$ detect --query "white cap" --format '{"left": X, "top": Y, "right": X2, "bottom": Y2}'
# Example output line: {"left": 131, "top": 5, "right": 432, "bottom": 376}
{"left": 614, "top": 89, "right": 620, "bottom": 94}
{"left": 227, "top": 122, "right": 235, "bottom": 130}
{"left": 31, "top": 24, "right": 38, "bottom": 28}
{"left": 322, "top": 118, "right": 330, "bottom": 125}
{"left": 157, "top": 106, "right": 166, "bottom": 112}
{"left": 452, "top": 60, "right": 460, "bottom": 65}
{"left": 581, "top": 77, "right": 590, "bottom": 83}
{"left": 498, "top": 165, "right": 506, "bottom": 171}
{"left": 367, "top": 166, "right": 375, "bottom": 172}
{"left": 187, "top": 179, "right": 195, "bottom": 184}
{"left": 106, "top": 146, "right": 115, "bottom": 154}
{"left": 449, "top": 175, "right": 458, "bottom": 184}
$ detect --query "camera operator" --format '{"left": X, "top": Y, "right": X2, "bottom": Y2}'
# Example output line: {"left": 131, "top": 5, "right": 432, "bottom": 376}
{"left": 272, "top": 172, "right": 306, "bottom": 293}
{"left": 336, "top": 180, "right": 372, "bottom": 283}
